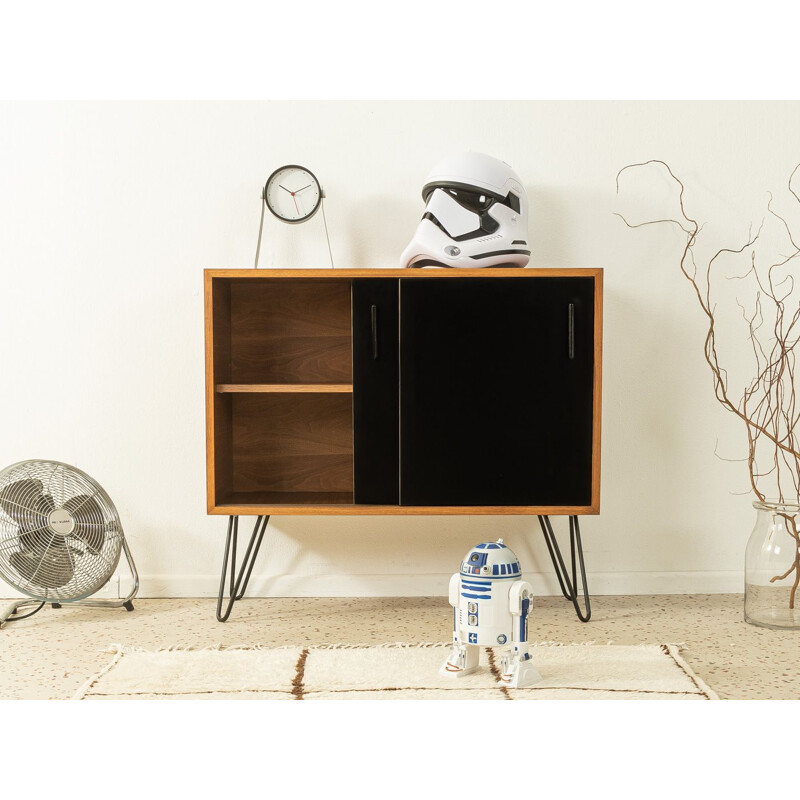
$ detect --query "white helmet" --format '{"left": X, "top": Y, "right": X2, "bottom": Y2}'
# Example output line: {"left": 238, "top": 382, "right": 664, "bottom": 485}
{"left": 399, "top": 152, "right": 530, "bottom": 269}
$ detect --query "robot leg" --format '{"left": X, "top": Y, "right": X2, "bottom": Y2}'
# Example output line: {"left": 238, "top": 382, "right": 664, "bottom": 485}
{"left": 440, "top": 643, "right": 480, "bottom": 678}
{"left": 500, "top": 594, "right": 542, "bottom": 688}
{"left": 499, "top": 643, "right": 542, "bottom": 688}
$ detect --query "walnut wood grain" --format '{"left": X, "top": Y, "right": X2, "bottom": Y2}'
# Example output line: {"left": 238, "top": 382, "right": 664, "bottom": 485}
{"left": 229, "top": 279, "right": 352, "bottom": 384}
{"left": 230, "top": 393, "right": 353, "bottom": 494}
{"left": 230, "top": 336, "right": 352, "bottom": 384}
{"left": 222, "top": 491, "right": 355, "bottom": 506}
{"left": 230, "top": 279, "right": 349, "bottom": 334}
{"left": 216, "top": 384, "right": 353, "bottom": 393}
{"left": 232, "top": 455, "right": 354, "bottom": 494}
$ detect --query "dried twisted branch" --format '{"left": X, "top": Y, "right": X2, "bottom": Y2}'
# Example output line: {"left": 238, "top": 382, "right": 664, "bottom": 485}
{"left": 617, "top": 160, "right": 800, "bottom": 606}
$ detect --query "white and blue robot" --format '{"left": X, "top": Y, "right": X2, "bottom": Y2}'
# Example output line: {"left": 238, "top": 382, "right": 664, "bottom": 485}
{"left": 441, "top": 538, "right": 542, "bottom": 688}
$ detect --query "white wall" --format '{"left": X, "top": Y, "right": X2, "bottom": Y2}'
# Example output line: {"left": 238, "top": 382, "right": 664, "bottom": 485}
{"left": 2, "top": 100, "right": 800, "bottom": 598}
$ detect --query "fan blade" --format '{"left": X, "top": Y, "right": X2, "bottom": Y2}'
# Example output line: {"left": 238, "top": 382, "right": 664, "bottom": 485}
{"left": 63, "top": 494, "right": 106, "bottom": 554}
{"left": 34, "top": 492, "right": 55, "bottom": 517}
{"left": 17, "top": 493, "right": 56, "bottom": 553}
{"left": 0, "top": 478, "right": 46, "bottom": 528}
{"left": 10, "top": 541, "right": 74, "bottom": 589}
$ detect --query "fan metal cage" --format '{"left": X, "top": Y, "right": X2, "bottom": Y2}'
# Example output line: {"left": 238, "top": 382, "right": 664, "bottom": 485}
{"left": 0, "top": 460, "right": 124, "bottom": 602}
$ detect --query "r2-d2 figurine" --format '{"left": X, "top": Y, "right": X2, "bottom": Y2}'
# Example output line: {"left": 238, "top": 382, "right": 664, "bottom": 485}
{"left": 441, "top": 538, "right": 542, "bottom": 688}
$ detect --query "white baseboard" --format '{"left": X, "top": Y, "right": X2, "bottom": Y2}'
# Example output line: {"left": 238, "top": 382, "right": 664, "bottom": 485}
{"left": 1, "top": 570, "right": 745, "bottom": 601}
{"left": 107, "top": 569, "right": 746, "bottom": 598}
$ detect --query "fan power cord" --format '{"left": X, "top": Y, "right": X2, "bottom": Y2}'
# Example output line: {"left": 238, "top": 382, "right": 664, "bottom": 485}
{"left": 4, "top": 601, "right": 45, "bottom": 624}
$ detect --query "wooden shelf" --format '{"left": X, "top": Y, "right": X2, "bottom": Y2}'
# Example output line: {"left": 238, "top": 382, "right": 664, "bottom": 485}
{"left": 216, "top": 383, "right": 353, "bottom": 394}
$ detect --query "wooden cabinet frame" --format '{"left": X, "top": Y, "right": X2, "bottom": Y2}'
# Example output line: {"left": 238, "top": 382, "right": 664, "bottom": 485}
{"left": 205, "top": 268, "right": 603, "bottom": 517}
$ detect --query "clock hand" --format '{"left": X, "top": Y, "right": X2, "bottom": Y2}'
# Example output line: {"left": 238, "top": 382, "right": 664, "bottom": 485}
{"left": 295, "top": 183, "right": 313, "bottom": 193}
{"left": 280, "top": 184, "right": 294, "bottom": 195}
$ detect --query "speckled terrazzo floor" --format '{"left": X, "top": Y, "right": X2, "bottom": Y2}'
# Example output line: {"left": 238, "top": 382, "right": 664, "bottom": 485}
{"left": 1, "top": 594, "right": 799, "bottom": 700}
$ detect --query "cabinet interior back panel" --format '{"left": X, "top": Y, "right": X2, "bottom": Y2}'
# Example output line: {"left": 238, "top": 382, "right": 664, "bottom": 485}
{"left": 229, "top": 279, "right": 352, "bottom": 384}
{"left": 230, "top": 393, "right": 354, "bottom": 494}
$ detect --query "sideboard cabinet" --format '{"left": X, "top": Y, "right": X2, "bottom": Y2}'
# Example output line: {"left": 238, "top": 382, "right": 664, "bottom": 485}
{"left": 204, "top": 268, "right": 602, "bottom": 620}
{"left": 205, "top": 268, "right": 601, "bottom": 515}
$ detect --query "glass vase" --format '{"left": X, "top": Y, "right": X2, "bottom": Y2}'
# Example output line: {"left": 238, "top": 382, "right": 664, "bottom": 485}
{"left": 745, "top": 499, "right": 800, "bottom": 629}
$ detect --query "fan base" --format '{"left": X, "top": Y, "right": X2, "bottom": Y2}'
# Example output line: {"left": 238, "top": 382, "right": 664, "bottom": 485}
{"left": 1, "top": 596, "right": 136, "bottom": 629}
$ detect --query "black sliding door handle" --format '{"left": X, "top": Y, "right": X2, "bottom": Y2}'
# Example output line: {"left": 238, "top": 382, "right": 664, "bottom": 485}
{"left": 568, "top": 303, "right": 575, "bottom": 360}
{"left": 371, "top": 304, "right": 379, "bottom": 359}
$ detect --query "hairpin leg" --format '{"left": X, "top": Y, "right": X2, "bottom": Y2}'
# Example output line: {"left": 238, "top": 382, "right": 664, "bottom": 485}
{"left": 216, "top": 515, "right": 270, "bottom": 622}
{"left": 538, "top": 515, "right": 591, "bottom": 622}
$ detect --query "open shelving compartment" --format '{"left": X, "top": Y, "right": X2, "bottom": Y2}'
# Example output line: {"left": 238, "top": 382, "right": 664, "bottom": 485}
{"left": 207, "top": 275, "right": 354, "bottom": 511}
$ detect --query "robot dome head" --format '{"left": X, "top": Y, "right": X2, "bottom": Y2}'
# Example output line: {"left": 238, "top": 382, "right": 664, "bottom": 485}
{"left": 460, "top": 538, "right": 522, "bottom": 579}
{"left": 399, "top": 151, "right": 530, "bottom": 269}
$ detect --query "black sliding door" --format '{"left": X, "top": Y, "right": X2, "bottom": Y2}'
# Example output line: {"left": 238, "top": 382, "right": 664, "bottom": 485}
{"left": 399, "top": 277, "right": 595, "bottom": 506}
{"left": 352, "top": 279, "right": 399, "bottom": 504}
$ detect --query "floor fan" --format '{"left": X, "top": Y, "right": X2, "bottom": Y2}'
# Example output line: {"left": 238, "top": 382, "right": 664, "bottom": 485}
{"left": 0, "top": 460, "right": 138, "bottom": 628}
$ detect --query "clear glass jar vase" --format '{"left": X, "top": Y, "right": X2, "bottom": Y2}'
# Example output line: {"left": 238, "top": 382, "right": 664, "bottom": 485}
{"left": 745, "top": 499, "right": 800, "bottom": 629}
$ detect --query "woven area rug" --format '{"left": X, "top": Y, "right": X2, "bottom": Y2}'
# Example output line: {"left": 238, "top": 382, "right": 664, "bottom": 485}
{"left": 74, "top": 642, "right": 717, "bottom": 700}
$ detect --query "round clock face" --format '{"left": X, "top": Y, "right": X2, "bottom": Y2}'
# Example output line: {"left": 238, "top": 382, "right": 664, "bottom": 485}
{"left": 263, "top": 165, "right": 322, "bottom": 223}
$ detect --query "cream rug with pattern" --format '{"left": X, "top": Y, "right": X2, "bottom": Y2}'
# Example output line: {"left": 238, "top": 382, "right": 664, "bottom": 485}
{"left": 74, "top": 642, "right": 718, "bottom": 700}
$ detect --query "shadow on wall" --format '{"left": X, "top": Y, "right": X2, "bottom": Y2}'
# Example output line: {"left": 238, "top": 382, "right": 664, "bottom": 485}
{"left": 270, "top": 514, "right": 566, "bottom": 589}
{"left": 346, "top": 194, "right": 425, "bottom": 268}
{"left": 605, "top": 280, "right": 716, "bottom": 569}
{"left": 526, "top": 184, "right": 608, "bottom": 267}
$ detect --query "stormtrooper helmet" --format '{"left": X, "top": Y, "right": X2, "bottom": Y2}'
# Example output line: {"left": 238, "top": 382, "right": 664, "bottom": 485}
{"left": 399, "top": 152, "right": 530, "bottom": 269}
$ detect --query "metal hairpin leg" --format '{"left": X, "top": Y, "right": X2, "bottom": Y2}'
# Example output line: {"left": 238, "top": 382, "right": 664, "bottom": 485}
{"left": 538, "top": 515, "right": 591, "bottom": 622}
{"left": 216, "top": 515, "right": 270, "bottom": 622}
